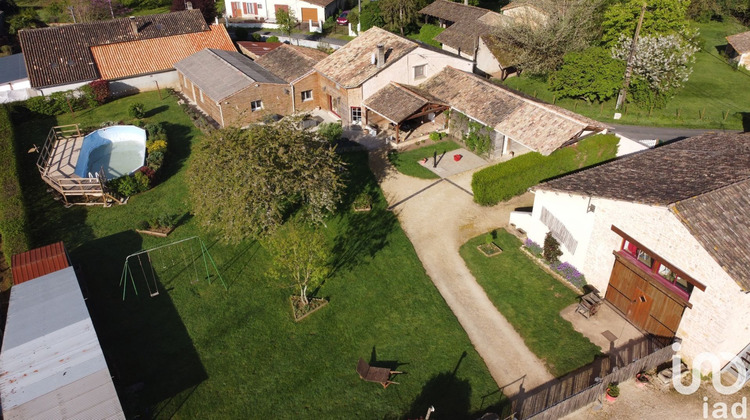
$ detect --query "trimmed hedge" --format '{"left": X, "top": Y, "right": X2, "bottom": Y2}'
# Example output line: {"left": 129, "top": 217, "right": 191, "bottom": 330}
{"left": 0, "top": 106, "right": 31, "bottom": 266}
{"left": 472, "top": 134, "right": 619, "bottom": 205}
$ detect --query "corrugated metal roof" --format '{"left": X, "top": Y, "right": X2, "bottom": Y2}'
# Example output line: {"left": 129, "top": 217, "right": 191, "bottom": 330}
{"left": 0, "top": 267, "right": 125, "bottom": 420}
{"left": 10, "top": 242, "right": 70, "bottom": 285}
{"left": 0, "top": 54, "right": 28, "bottom": 84}
{"left": 174, "top": 48, "right": 286, "bottom": 102}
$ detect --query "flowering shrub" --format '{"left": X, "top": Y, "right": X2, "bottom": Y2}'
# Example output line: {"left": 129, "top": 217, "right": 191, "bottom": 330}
{"left": 524, "top": 239, "right": 543, "bottom": 257}
{"left": 552, "top": 261, "right": 587, "bottom": 289}
{"left": 147, "top": 139, "right": 167, "bottom": 154}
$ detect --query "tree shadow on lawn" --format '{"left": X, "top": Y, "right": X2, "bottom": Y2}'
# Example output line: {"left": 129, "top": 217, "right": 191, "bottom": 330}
{"left": 331, "top": 206, "right": 397, "bottom": 274}
{"left": 146, "top": 105, "right": 169, "bottom": 118}
{"left": 159, "top": 121, "right": 196, "bottom": 181}
{"left": 74, "top": 231, "right": 208, "bottom": 419}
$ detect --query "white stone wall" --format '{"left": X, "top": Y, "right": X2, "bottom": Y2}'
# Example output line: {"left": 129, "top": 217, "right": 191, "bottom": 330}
{"left": 109, "top": 71, "right": 180, "bottom": 97}
{"left": 440, "top": 44, "right": 475, "bottom": 61}
{"left": 512, "top": 189, "right": 750, "bottom": 371}
{"left": 475, "top": 37, "right": 501, "bottom": 76}
{"left": 361, "top": 47, "right": 472, "bottom": 101}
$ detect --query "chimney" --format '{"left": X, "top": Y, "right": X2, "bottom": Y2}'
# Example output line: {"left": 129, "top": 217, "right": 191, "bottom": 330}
{"left": 376, "top": 44, "right": 385, "bottom": 69}
{"left": 464, "top": 0, "right": 468, "bottom": 4}
{"left": 129, "top": 16, "right": 138, "bottom": 35}
{"left": 186, "top": 1, "right": 193, "bottom": 9}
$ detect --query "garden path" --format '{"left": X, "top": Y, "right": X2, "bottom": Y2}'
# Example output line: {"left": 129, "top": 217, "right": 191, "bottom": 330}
{"left": 364, "top": 143, "right": 554, "bottom": 397}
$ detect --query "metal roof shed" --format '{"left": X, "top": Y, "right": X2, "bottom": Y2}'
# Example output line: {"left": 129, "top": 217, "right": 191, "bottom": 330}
{"left": 0, "top": 266, "right": 125, "bottom": 419}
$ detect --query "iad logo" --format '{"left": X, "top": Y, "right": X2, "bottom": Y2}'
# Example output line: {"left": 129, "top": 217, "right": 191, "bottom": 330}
{"left": 672, "top": 342, "right": 747, "bottom": 396}
{"left": 671, "top": 343, "right": 748, "bottom": 419}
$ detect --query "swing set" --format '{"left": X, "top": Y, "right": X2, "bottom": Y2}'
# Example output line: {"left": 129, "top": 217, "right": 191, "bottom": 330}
{"left": 119, "top": 236, "right": 227, "bottom": 300}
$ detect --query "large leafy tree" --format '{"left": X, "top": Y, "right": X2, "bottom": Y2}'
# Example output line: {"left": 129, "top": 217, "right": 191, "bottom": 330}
{"left": 266, "top": 218, "right": 331, "bottom": 307}
{"left": 380, "top": 0, "right": 417, "bottom": 36}
{"left": 491, "top": 0, "right": 602, "bottom": 75}
{"left": 188, "top": 122, "right": 344, "bottom": 243}
{"left": 600, "top": 0, "right": 689, "bottom": 46}
{"left": 549, "top": 47, "right": 626, "bottom": 102}
{"left": 359, "top": 1, "right": 384, "bottom": 32}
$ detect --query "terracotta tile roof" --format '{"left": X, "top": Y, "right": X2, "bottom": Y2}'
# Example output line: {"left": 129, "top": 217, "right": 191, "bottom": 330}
{"left": 19, "top": 10, "right": 209, "bottom": 88}
{"left": 363, "top": 82, "right": 446, "bottom": 123}
{"left": 419, "top": 0, "right": 489, "bottom": 22}
{"left": 673, "top": 179, "right": 750, "bottom": 291}
{"left": 174, "top": 49, "right": 285, "bottom": 102}
{"left": 91, "top": 25, "right": 234, "bottom": 80}
{"left": 237, "top": 41, "right": 282, "bottom": 58}
{"left": 255, "top": 44, "right": 328, "bottom": 83}
{"left": 11, "top": 242, "right": 70, "bottom": 285}
{"left": 434, "top": 12, "right": 505, "bottom": 54}
{"left": 538, "top": 133, "right": 750, "bottom": 205}
{"left": 314, "top": 26, "right": 417, "bottom": 88}
{"left": 419, "top": 66, "right": 606, "bottom": 154}
{"left": 727, "top": 31, "right": 750, "bottom": 54}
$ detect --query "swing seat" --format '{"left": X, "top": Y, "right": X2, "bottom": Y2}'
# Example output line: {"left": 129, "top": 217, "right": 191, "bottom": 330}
{"left": 149, "top": 290, "right": 160, "bottom": 297}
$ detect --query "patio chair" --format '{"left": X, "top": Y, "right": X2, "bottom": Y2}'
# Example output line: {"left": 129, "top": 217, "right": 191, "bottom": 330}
{"left": 356, "top": 358, "right": 403, "bottom": 388}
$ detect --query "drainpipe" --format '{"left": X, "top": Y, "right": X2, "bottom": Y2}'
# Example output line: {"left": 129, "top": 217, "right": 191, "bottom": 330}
{"left": 291, "top": 84, "right": 296, "bottom": 113}
{"left": 219, "top": 102, "right": 225, "bottom": 127}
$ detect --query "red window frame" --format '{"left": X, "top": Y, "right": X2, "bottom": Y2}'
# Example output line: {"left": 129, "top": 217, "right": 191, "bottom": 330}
{"left": 620, "top": 238, "right": 694, "bottom": 299}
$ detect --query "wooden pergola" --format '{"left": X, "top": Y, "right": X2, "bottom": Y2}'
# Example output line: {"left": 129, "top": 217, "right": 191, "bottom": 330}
{"left": 363, "top": 82, "right": 449, "bottom": 143}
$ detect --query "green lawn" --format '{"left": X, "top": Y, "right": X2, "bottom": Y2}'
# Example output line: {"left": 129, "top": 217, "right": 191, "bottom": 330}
{"left": 387, "top": 139, "right": 462, "bottom": 179}
{"left": 408, "top": 24, "right": 445, "bottom": 48}
{"left": 13, "top": 92, "right": 508, "bottom": 418}
{"left": 460, "top": 230, "right": 602, "bottom": 377}
{"left": 502, "top": 19, "right": 750, "bottom": 130}
{"left": 471, "top": 134, "right": 619, "bottom": 205}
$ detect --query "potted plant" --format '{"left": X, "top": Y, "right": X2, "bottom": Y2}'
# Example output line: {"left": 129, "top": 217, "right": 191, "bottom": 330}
{"left": 606, "top": 383, "right": 619, "bottom": 402}
{"left": 636, "top": 372, "right": 650, "bottom": 388}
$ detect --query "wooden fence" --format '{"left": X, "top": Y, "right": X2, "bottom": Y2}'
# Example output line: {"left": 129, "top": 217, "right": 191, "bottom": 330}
{"left": 512, "top": 335, "right": 675, "bottom": 420}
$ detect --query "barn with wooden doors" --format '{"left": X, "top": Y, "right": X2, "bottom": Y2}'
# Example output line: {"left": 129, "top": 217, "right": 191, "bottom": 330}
{"left": 509, "top": 132, "right": 750, "bottom": 376}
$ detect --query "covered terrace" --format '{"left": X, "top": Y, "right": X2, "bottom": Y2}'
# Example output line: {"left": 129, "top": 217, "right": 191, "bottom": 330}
{"left": 363, "top": 82, "right": 449, "bottom": 143}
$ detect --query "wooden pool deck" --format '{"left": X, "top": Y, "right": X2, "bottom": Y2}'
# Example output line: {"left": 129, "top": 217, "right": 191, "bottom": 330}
{"left": 37, "top": 124, "right": 115, "bottom": 206}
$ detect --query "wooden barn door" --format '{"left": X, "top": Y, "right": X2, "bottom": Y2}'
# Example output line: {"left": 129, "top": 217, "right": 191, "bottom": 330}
{"left": 605, "top": 255, "right": 688, "bottom": 341}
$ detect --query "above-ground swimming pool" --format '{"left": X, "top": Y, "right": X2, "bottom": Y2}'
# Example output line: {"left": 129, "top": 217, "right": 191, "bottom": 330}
{"left": 74, "top": 125, "right": 146, "bottom": 179}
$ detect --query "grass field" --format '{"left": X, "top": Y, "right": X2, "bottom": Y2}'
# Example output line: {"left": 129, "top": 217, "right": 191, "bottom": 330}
{"left": 387, "top": 139, "right": 462, "bottom": 179}
{"left": 460, "top": 230, "right": 602, "bottom": 377}
{"left": 502, "top": 19, "right": 750, "bottom": 130}
{"left": 13, "top": 92, "right": 509, "bottom": 418}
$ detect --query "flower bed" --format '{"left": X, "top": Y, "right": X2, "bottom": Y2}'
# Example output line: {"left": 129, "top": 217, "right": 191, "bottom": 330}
{"left": 522, "top": 239, "right": 587, "bottom": 293}
{"left": 290, "top": 296, "right": 328, "bottom": 321}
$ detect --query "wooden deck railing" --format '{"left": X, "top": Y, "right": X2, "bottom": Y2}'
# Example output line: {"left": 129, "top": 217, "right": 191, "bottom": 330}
{"left": 37, "top": 124, "right": 108, "bottom": 203}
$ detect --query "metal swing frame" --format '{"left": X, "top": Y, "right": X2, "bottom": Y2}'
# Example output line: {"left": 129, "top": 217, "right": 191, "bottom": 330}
{"left": 119, "top": 236, "right": 227, "bottom": 300}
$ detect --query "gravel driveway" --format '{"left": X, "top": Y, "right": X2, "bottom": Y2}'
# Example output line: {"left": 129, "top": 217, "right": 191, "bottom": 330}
{"left": 367, "top": 149, "right": 553, "bottom": 396}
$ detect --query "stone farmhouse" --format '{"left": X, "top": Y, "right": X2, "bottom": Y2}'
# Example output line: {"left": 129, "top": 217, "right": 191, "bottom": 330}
{"left": 726, "top": 30, "right": 750, "bottom": 71}
{"left": 510, "top": 132, "right": 750, "bottom": 380}
{"left": 18, "top": 10, "right": 234, "bottom": 96}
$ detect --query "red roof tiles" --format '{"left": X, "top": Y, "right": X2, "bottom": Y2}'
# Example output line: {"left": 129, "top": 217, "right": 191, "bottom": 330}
{"left": 11, "top": 242, "right": 70, "bottom": 285}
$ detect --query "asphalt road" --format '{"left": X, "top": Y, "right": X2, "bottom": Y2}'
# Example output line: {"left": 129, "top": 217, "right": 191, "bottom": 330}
{"left": 609, "top": 123, "right": 743, "bottom": 142}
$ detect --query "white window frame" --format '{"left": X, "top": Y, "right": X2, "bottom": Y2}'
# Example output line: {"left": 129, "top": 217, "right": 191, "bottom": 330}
{"left": 301, "top": 90, "right": 313, "bottom": 102}
{"left": 413, "top": 64, "right": 426, "bottom": 79}
{"left": 251, "top": 100, "right": 263, "bottom": 112}
{"left": 351, "top": 107, "right": 362, "bottom": 123}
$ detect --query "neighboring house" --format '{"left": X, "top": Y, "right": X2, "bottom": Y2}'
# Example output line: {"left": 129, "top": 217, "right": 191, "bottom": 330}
{"left": 0, "top": 53, "right": 34, "bottom": 103}
{"left": 224, "top": 0, "right": 344, "bottom": 28}
{"left": 476, "top": 34, "right": 518, "bottom": 80}
{"left": 384, "top": 66, "right": 606, "bottom": 158}
{"left": 509, "top": 133, "right": 750, "bottom": 376}
{"left": 174, "top": 48, "right": 288, "bottom": 127}
{"left": 237, "top": 40, "right": 283, "bottom": 59}
{"left": 726, "top": 31, "right": 750, "bottom": 71}
{"left": 313, "top": 26, "right": 473, "bottom": 125}
{"left": 419, "top": 0, "right": 506, "bottom": 61}
{"left": 19, "top": 10, "right": 235, "bottom": 96}
{"left": 1, "top": 243, "right": 125, "bottom": 419}
{"left": 254, "top": 44, "right": 328, "bottom": 113}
